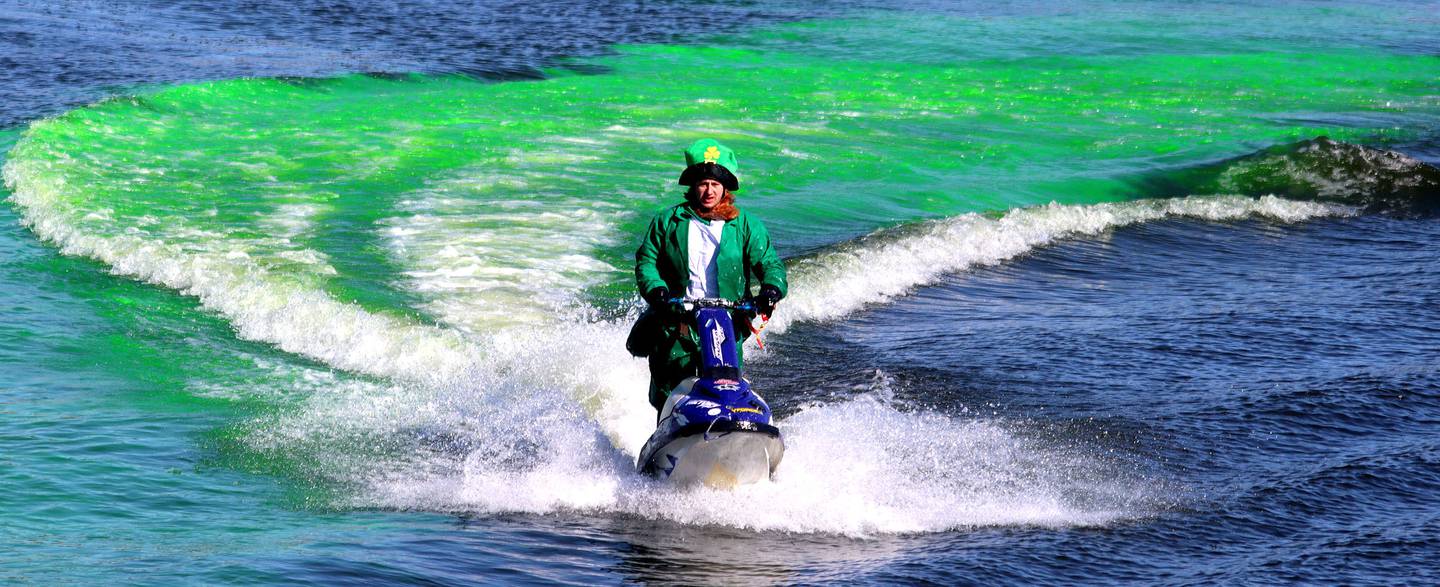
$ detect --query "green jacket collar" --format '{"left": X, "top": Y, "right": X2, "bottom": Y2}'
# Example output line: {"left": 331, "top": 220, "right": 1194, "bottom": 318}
{"left": 672, "top": 203, "right": 739, "bottom": 224}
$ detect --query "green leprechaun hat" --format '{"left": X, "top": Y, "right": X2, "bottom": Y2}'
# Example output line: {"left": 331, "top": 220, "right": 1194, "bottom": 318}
{"left": 678, "top": 138, "right": 740, "bottom": 191}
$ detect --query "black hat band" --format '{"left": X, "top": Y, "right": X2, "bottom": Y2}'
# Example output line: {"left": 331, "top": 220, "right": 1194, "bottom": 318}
{"left": 678, "top": 162, "right": 739, "bottom": 191}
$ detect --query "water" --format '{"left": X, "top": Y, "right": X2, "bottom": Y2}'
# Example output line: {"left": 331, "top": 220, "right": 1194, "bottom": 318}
{"left": 2, "top": 0, "right": 1438, "bottom": 584}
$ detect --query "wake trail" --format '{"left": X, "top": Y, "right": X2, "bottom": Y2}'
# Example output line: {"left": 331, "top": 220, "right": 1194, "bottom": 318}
{"left": 7, "top": 137, "right": 1346, "bottom": 532}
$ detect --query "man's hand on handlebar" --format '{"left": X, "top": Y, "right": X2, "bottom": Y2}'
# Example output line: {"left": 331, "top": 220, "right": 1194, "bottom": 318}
{"left": 644, "top": 287, "right": 671, "bottom": 307}
{"left": 755, "top": 284, "right": 782, "bottom": 317}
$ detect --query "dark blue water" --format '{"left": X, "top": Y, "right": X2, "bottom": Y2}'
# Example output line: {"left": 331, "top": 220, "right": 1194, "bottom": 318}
{"left": 4, "top": 0, "right": 1440, "bottom": 584}
{"left": 0, "top": 0, "right": 853, "bottom": 128}
{"left": 759, "top": 215, "right": 1440, "bottom": 583}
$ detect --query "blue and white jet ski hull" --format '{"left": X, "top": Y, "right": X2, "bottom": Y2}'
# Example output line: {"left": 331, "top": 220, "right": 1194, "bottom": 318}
{"left": 638, "top": 380, "right": 784, "bottom": 488}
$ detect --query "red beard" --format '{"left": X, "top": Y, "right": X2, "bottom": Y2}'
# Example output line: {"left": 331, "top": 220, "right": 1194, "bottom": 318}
{"left": 690, "top": 191, "right": 739, "bottom": 221}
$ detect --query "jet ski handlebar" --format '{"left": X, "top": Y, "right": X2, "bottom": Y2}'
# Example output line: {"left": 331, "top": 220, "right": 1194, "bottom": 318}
{"left": 665, "top": 297, "right": 758, "bottom": 314}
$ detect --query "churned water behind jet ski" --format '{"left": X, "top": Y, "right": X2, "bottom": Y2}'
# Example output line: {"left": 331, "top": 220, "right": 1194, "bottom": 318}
{"left": 637, "top": 299, "right": 784, "bottom": 489}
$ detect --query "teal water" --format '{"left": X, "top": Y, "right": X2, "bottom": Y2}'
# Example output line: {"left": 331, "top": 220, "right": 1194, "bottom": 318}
{"left": 4, "top": 2, "right": 1440, "bottom": 583}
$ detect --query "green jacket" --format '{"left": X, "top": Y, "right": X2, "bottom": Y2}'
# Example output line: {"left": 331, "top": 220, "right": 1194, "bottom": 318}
{"left": 634, "top": 203, "right": 787, "bottom": 302}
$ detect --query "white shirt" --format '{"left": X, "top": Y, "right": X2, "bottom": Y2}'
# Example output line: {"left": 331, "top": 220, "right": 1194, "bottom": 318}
{"left": 686, "top": 218, "right": 726, "bottom": 299}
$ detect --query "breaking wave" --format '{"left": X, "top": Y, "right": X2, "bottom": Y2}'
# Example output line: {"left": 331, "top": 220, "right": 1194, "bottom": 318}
{"left": 1143, "top": 136, "right": 1440, "bottom": 216}
{"left": 769, "top": 194, "right": 1352, "bottom": 335}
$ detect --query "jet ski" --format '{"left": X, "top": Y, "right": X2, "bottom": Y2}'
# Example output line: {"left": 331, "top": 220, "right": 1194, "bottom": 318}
{"left": 637, "top": 298, "right": 784, "bottom": 489}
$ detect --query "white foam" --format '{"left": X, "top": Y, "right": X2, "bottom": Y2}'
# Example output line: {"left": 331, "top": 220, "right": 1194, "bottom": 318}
{"left": 381, "top": 147, "right": 627, "bottom": 332}
{"left": 259, "top": 202, "right": 325, "bottom": 240}
{"left": 4, "top": 139, "right": 477, "bottom": 383}
{"left": 352, "top": 381, "right": 1145, "bottom": 536}
{"left": 765, "top": 195, "right": 1353, "bottom": 335}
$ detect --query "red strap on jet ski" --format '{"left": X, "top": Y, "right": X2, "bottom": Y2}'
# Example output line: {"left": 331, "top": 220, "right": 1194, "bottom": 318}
{"left": 748, "top": 314, "right": 769, "bottom": 350}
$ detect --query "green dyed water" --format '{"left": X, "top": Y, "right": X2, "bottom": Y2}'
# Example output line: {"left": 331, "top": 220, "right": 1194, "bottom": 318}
{"left": 4, "top": 7, "right": 1440, "bottom": 582}
{"left": 11, "top": 22, "right": 1433, "bottom": 330}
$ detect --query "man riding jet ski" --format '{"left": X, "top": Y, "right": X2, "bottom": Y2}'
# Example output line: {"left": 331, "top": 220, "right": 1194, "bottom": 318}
{"left": 627, "top": 139, "right": 788, "bottom": 487}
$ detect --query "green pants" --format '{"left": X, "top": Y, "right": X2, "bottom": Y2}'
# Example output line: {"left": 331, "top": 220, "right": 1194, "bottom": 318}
{"left": 647, "top": 351, "right": 698, "bottom": 411}
{"left": 638, "top": 312, "right": 748, "bottom": 411}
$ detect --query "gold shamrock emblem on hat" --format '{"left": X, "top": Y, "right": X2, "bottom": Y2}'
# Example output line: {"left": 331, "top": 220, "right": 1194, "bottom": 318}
{"left": 704, "top": 146, "right": 721, "bottom": 163}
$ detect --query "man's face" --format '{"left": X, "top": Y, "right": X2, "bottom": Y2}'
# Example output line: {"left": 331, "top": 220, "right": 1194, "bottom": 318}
{"left": 695, "top": 178, "right": 725, "bottom": 210}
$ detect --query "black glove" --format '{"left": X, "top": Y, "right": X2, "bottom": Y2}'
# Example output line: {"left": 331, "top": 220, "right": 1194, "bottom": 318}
{"left": 756, "top": 284, "right": 782, "bottom": 316}
{"left": 644, "top": 286, "right": 672, "bottom": 307}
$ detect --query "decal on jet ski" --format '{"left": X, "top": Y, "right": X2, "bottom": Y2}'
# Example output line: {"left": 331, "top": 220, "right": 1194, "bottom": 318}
{"left": 731, "top": 407, "right": 762, "bottom": 414}
{"left": 709, "top": 320, "right": 725, "bottom": 362}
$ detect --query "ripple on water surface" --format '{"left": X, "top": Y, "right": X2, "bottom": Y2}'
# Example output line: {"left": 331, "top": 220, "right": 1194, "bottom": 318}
{"left": 4, "top": 0, "right": 1440, "bottom": 583}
